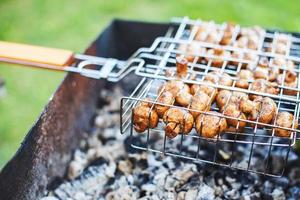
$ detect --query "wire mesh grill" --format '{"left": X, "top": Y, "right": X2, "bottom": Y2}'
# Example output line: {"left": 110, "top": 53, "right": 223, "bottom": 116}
{"left": 120, "top": 17, "right": 300, "bottom": 177}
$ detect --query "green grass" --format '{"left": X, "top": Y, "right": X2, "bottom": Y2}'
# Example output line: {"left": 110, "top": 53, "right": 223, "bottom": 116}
{"left": 0, "top": 0, "right": 300, "bottom": 168}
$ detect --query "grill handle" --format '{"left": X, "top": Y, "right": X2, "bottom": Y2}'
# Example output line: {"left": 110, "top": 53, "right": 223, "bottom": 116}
{"left": 0, "top": 41, "right": 74, "bottom": 70}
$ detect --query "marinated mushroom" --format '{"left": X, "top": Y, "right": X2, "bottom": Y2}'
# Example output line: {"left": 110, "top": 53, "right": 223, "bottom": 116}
{"left": 203, "top": 71, "right": 233, "bottom": 87}
{"left": 249, "top": 79, "right": 279, "bottom": 100}
{"left": 190, "top": 91, "right": 211, "bottom": 118}
{"left": 240, "top": 97, "right": 277, "bottom": 125}
{"left": 220, "top": 23, "right": 235, "bottom": 45}
{"left": 274, "top": 112, "right": 298, "bottom": 137}
{"left": 216, "top": 90, "right": 247, "bottom": 111}
{"left": 206, "top": 48, "right": 231, "bottom": 67}
{"left": 236, "top": 69, "right": 253, "bottom": 89}
{"left": 176, "top": 90, "right": 193, "bottom": 107}
{"left": 277, "top": 70, "right": 298, "bottom": 96}
{"left": 133, "top": 101, "right": 159, "bottom": 133}
{"left": 223, "top": 104, "right": 247, "bottom": 129}
{"left": 176, "top": 56, "right": 188, "bottom": 78}
{"left": 163, "top": 108, "right": 194, "bottom": 139}
{"left": 155, "top": 91, "right": 174, "bottom": 117}
{"left": 159, "top": 80, "right": 190, "bottom": 97}
{"left": 195, "top": 111, "right": 227, "bottom": 138}
{"left": 190, "top": 81, "right": 218, "bottom": 102}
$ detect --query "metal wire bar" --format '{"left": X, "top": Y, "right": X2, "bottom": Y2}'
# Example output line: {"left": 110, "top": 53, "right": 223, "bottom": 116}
{"left": 120, "top": 17, "right": 300, "bottom": 177}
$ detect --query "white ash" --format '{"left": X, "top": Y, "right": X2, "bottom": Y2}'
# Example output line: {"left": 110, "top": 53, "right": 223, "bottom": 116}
{"left": 43, "top": 87, "right": 300, "bottom": 200}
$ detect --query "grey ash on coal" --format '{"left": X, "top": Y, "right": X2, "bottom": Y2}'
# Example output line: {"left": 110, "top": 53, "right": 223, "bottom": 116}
{"left": 43, "top": 87, "right": 300, "bottom": 200}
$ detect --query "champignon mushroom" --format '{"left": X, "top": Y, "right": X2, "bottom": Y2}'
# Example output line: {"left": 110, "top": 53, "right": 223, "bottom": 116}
{"left": 163, "top": 108, "right": 194, "bottom": 139}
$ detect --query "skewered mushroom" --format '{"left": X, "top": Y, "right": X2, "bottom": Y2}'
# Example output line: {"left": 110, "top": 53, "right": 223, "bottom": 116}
{"left": 195, "top": 111, "right": 227, "bottom": 138}
{"left": 274, "top": 112, "right": 298, "bottom": 137}
{"left": 163, "top": 108, "right": 194, "bottom": 139}
{"left": 133, "top": 100, "right": 159, "bottom": 133}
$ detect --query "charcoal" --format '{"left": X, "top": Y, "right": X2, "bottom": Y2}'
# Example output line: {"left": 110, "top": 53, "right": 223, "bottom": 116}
{"left": 44, "top": 87, "right": 300, "bottom": 200}
{"left": 271, "top": 188, "right": 285, "bottom": 200}
{"left": 288, "top": 186, "right": 300, "bottom": 200}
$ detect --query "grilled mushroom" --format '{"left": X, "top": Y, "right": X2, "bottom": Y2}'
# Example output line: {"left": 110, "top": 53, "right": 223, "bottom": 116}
{"left": 277, "top": 70, "right": 298, "bottom": 96}
{"left": 190, "top": 91, "right": 211, "bottom": 118}
{"left": 133, "top": 101, "right": 159, "bottom": 133}
{"left": 249, "top": 79, "right": 279, "bottom": 100}
{"left": 203, "top": 71, "right": 233, "bottom": 87}
{"left": 190, "top": 81, "right": 218, "bottom": 101}
{"left": 195, "top": 111, "right": 227, "bottom": 138}
{"left": 220, "top": 23, "right": 235, "bottom": 45}
{"left": 274, "top": 112, "right": 298, "bottom": 137}
{"left": 176, "top": 56, "right": 188, "bottom": 78}
{"left": 240, "top": 97, "right": 277, "bottom": 125}
{"left": 223, "top": 104, "right": 247, "bottom": 129}
{"left": 155, "top": 91, "right": 174, "bottom": 117}
{"left": 216, "top": 90, "right": 247, "bottom": 111}
{"left": 159, "top": 80, "right": 190, "bottom": 97}
{"left": 236, "top": 69, "right": 253, "bottom": 89}
{"left": 176, "top": 90, "right": 193, "bottom": 107}
{"left": 163, "top": 108, "right": 194, "bottom": 139}
{"left": 206, "top": 48, "right": 231, "bottom": 67}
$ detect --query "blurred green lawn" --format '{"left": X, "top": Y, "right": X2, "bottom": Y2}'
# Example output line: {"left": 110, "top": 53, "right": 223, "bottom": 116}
{"left": 0, "top": 0, "right": 300, "bottom": 169}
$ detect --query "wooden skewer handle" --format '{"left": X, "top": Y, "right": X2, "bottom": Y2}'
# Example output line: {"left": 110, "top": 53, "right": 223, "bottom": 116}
{"left": 0, "top": 41, "right": 74, "bottom": 68}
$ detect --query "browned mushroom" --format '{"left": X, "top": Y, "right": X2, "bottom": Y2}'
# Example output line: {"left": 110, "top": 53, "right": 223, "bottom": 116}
{"left": 274, "top": 112, "right": 298, "bottom": 137}
{"left": 277, "top": 70, "right": 298, "bottom": 96}
{"left": 190, "top": 81, "right": 218, "bottom": 102}
{"left": 195, "top": 111, "right": 227, "bottom": 138}
{"left": 190, "top": 91, "right": 211, "bottom": 118}
{"left": 206, "top": 48, "right": 231, "bottom": 67}
{"left": 159, "top": 80, "right": 190, "bottom": 97}
{"left": 176, "top": 90, "right": 193, "bottom": 107}
{"left": 220, "top": 23, "right": 235, "bottom": 45}
{"left": 176, "top": 56, "right": 188, "bottom": 78}
{"left": 163, "top": 108, "right": 194, "bottom": 139}
{"left": 223, "top": 104, "right": 247, "bottom": 129}
{"left": 236, "top": 69, "right": 253, "bottom": 89}
{"left": 155, "top": 91, "right": 174, "bottom": 117}
{"left": 249, "top": 79, "right": 279, "bottom": 100}
{"left": 203, "top": 71, "right": 233, "bottom": 87}
{"left": 133, "top": 101, "right": 159, "bottom": 133}
{"left": 240, "top": 97, "right": 277, "bottom": 125}
{"left": 216, "top": 90, "right": 247, "bottom": 111}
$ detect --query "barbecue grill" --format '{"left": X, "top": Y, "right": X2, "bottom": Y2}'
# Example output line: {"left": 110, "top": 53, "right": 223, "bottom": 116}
{"left": 0, "top": 17, "right": 300, "bottom": 200}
